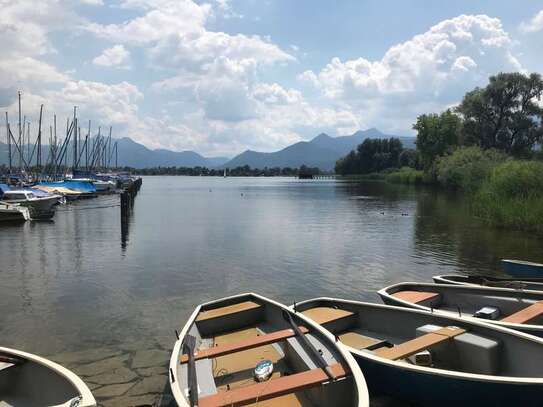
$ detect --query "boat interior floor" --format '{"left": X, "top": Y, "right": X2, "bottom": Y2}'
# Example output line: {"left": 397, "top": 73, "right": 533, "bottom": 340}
{"left": 193, "top": 323, "right": 320, "bottom": 407}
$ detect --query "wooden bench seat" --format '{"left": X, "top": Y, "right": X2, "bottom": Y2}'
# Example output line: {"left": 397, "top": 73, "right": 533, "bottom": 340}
{"left": 196, "top": 301, "right": 262, "bottom": 322}
{"left": 338, "top": 331, "right": 382, "bottom": 350}
{"left": 301, "top": 307, "right": 354, "bottom": 325}
{"left": 199, "top": 363, "right": 348, "bottom": 407}
{"left": 391, "top": 290, "right": 440, "bottom": 304}
{"left": 501, "top": 301, "right": 543, "bottom": 324}
{"left": 180, "top": 326, "right": 309, "bottom": 363}
{"left": 375, "top": 326, "right": 466, "bottom": 360}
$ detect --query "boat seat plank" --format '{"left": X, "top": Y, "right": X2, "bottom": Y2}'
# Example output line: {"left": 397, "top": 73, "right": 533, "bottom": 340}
{"left": 301, "top": 307, "right": 354, "bottom": 325}
{"left": 196, "top": 301, "right": 262, "bottom": 322}
{"left": 376, "top": 326, "right": 466, "bottom": 360}
{"left": 391, "top": 291, "right": 439, "bottom": 304}
{"left": 199, "top": 363, "right": 348, "bottom": 407}
{"left": 180, "top": 326, "right": 309, "bottom": 363}
{"left": 338, "top": 331, "right": 381, "bottom": 350}
{"left": 501, "top": 301, "right": 543, "bottom": 324}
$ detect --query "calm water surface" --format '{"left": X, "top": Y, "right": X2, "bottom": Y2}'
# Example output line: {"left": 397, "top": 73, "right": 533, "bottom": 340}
{"left": 1, "top": 176, "right": 542, "bottom": 356}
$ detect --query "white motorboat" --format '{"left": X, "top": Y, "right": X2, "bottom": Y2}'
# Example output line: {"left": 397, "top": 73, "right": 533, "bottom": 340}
{"left": 0, "top": 202, "right": 30, "bottom": 222}
{"left": 1, "top": 190, "right": 60, "bottom": 219}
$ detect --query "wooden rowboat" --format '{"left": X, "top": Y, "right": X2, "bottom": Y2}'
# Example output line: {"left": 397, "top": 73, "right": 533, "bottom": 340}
{"left": 169, "top": 293, "right": 369, "bottom": 407}
{"left": 379, "top": 282, "right": 543, "bottom": 337}
{"left": 0, "top": 346, "right": 96, "bottom": 406}
{"left": 433, "top": 274, "right": 543, "bottom": 292}
{"left": 294, "top": 297, "right": 543, "bottom": 407}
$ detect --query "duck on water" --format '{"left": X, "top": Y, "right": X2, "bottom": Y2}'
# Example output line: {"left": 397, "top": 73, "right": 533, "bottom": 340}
{"left": 170, "top": 293, "right": 369, "bottom": 407}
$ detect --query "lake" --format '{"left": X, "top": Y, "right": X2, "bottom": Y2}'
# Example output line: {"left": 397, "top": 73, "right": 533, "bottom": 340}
{"left": 1, "top": 176, "right": 542, "bottom": 405}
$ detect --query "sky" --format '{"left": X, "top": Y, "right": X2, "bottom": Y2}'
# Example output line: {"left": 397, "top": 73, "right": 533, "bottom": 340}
{"left": 1, "top": 0, "right": 543, "bottom": 158}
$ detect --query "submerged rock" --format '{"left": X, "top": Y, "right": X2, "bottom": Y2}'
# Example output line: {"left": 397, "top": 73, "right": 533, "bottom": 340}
{"left": 76, "top": 354, "right": 130, "bottom": 376}
{"left": 136, "top": 366, "right": 168, "bottom": 377}
{"left": 86, "top": 366, "right": 138, "bottom": 385}
{"left": 131, "top": 349, "right": 168, "bottom": 369}
{"left": 94, "top": 381, "right": 135, "bottom": 398}
{"left": 48, "top": 347, "right": 122, "bottom": 366}
{"left": 125, "top": 375, "right": 168, "bottom": 396}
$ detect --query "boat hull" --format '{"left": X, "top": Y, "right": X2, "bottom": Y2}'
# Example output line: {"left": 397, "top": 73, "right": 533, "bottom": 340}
{"left": 502, "top": 259, "right": 543, "bottom": 279}
{"left": 18, "top": 197, "right": 58, "bottom": 219}
{"left": 355, "top": 354, "right": 543, "bottom": 407}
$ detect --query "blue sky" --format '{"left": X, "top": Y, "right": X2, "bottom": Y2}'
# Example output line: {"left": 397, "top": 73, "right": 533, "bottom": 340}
{"left": 1, "top": 1, "right": 543, "bottom": 157}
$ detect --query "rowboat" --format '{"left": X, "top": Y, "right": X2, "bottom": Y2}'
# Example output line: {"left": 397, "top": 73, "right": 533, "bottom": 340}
{"left": 0, "top": 346, "right": 96, "bottom": 406}
{"left": 0, "top": 202, "right": 30, "bottom": 222}
{"left": 379, "top": 282, "right": 543, "bottom": 337}
{"left": 433, "top": 274, "right": 543, "bottom": 292}
{"left": 501, "top": 259, "right": 543, "bottom": 278}
{"left": 293, "top": 297, "right": 543, "bottom": 407}
{"left": 169, "top": 293, "right": 369, "bottom": 407}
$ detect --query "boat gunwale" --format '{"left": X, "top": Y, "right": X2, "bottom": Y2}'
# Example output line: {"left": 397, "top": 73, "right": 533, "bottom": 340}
{"left": 0, "top": 346, "right": 96, "bottom": 407}
{"left": 293, "top": 296, "right": 543, "bottom": 385}
{"left": 379, "top": 282, "right": 543, "bottom": 333}
{"left": 169, "top": 292, "right": 369, "bottom": 407}
{"left": 433, "top": 274, "right": 543, "bottom": 287}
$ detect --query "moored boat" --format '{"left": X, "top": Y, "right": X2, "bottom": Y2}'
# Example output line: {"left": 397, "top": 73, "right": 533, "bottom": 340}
{"left": 293, "top": 297, "right": 543, "bottom": 407}
{"left": 433, "top": 274, "right": 543, "bottom": 291}
{"left": 0, "top": 346, "right": 96, "bottom": 406}
{"left": 0, "top": 202, "right": 30, "bottom": 222}
{"left": 501, "top": 259, "right": 543, "bottom": 279}
{"left": 0, "top": 190, "right": 60, "bottom": 219}
{"left": 379, "top": 282, "right": 543, "bottom": 337}
{"left": 170, "top": 292, "right": 369, "bottom": 407}
{"left": 34, "top": 185, "right": 82, "bottom": 201}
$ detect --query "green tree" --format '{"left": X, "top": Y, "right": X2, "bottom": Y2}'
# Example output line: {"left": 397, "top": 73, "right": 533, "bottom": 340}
{"left": 413, "top": 110, "right": 462, "bottom": 170}
{"left": 456, "top": 72, "right": 543, "bottom": 157}
{"left": 335, "top": 138, "right": 404, "bottom": 175}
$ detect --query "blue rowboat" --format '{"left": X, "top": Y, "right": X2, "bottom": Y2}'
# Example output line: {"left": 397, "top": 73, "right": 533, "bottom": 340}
{"left": 502, "top": 259, "right": 543, "bottom": 278}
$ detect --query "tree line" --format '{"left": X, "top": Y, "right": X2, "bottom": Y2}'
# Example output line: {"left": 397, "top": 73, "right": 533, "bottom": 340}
{"left": 335, "top": 72, "right": 543, "bottom": 176}
{"left": 119, "top": 164, "right": 322, "bottom": 177}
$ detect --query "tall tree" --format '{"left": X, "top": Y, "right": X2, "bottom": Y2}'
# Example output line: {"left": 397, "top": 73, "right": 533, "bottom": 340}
{"left": 413, "top": 110, "right": 462, "bottom": 170}
{"left": 457, "top": 72, "right": 543, "bottom": 157}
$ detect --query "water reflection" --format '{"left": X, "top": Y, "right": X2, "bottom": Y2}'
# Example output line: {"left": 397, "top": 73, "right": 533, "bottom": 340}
{"left": 0, "top": 176, "right": 542, "bottom": 357}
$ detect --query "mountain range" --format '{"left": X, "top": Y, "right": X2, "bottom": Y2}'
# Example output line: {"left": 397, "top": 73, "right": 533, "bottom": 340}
{"left": 222, "top": 129, "right": 415, "bottom": 170}
{"left": 0, "top": 129, "right": 415, "bottom": 170}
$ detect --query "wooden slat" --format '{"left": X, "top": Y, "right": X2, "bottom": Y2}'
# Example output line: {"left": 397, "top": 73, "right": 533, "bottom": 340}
{"left": 180, "top": 326, "right": 309, "bottom": 363}
{"left": 199, "top": 363, "right": 348, "bottom": 407}
{"left": 338, "top": 331, "right": 381, "bottom": 350}
{"left": 501, "top": 301, "right": 543, "bottom": 324}
{"left": 375, "top": 326, "right": 466, "bottom": 360}
{"left": 196, "top": 301, "right": 261, "bottom": 322}
{"left": 301, "top": 307, "right": 354, "bottom": 325}
{"left": 391, "top": 291, "right": 439, "bottom": 304}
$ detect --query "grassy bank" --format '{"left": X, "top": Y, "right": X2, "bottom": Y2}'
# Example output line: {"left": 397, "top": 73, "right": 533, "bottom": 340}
{"left": 471, "top": 161, "right": 543, "bottom": 234}
{"left": 385, "top": 167, "right": 425, "bottom": 184}
{"left": 341, "top": 153, "right": 543, "bottom": 234}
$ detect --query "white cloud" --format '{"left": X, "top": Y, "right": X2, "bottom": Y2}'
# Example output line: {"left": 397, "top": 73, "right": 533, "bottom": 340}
{"left": 299, "top": 14, "right": 522, "bottom": 134}
{"left": 79, "top": 0, "right": 104, "bottom": 5}
{"left": 87, "top": 0, "right": 210, "bottom": 44}
{"left": 93, "top": 45, "right": 131, "bottom": 68}
{"left": 520, "top": 10, "right": 543, "bottom": 33}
